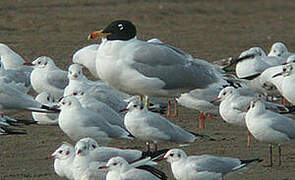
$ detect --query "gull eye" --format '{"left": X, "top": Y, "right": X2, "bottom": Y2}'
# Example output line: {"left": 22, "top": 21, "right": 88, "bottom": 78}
{"left": 178, "top": 154, "right": 181, "bottom": 158}
{"left": 38, "top": 61, "right": 41, "bottom": 64}
{"left": 83, "top": 146, "right": 87, "bottom": 150}
{"left": 223, "top": 92, "right": 226, "bottom": 96}
{"left": 133, "top": 104, "right": 137, "bottom": 108}
{"left": 73, "top": 92, "right": 77, "bottom": 96}
{"left": 58, "top": 150, "right": 63, "bottom": 154}
{"left": 81, "top": 92, "right": 84, "bottom": 95}
{"left": 47, "top": 96, "right": 50, "bottom": 101}
{"left": 273, "top": 50, "right": 276, "bottom": 53}
{"left": 65, "top": 151, "right": 69, "bottom": 155}
{"left": 62, "top": 102, "right": 65, "bottom": 105}
{"left": 44, "top": 61, "right": 48, "bottom": 65}
{"left": 113, "top": 162, "right": 118, "bottom": 166}
{"left": 169, "top": 153, "right": 174, "bottom": 157}
{"left": 92, "top": 145, "right": 96, "bottom": 149}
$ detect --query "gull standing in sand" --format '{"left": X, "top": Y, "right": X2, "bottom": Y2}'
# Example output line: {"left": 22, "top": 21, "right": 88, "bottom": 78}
{"left": 64, "top": 64, "right": 128, "bottom": 113}
{"left": 163, "top": 149, "right": 262, "bottom": 180}
{"left": 88, "top": 20, "right": 227, "bottom": 116}
{"left": 32, "top": 92, "right": 59, "bottom": 125}
{"left": 48, "top": 142, "right": 75, "bottom": 180}
{"left": 57, "top": 96, "right": 133, "bottom": 143}
{"left": 245, "top": 99, "right": 295, "bottom": 166}
{"left": 98, "top": 156, "right": 160, "bottom": 180}
{"left": 122, "top": 101, "right": 212, "bottom": 150}
{"left": 26, "top": 56, "right": 68, "bottom": 99}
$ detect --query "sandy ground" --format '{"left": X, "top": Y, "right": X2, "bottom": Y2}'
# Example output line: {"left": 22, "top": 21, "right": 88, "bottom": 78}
{"left": 1, "top": 0, "right": 295, "bottom": 179}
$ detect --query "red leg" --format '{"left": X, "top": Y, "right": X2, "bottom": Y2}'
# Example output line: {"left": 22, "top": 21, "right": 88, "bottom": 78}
{"left": 166, "top": 100, "right": 171, "bottom": 117}
{"left": 199, "top": 112, "right": 205, "bottom": 129}
{"left": 170, "top": 98, "right": 178, "bottom": 117}
{"left": 207, "top": 114, "right": 212, "bottom": 120}
{"left": 247, "top": 130, "right": 251, "bottom": 148}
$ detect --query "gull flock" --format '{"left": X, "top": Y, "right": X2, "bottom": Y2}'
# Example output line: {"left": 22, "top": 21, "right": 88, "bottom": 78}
{"left": 1, "top": 20, "right": 295, "bottom": 179}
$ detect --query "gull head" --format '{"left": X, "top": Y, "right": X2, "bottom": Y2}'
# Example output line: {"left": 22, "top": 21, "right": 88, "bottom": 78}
{"left": 51, "top": 142, "right": 74, "bottom": 160}
{"left": 248, "top": 47, "right": 266, "bottom": 57}
{"left": 268, "top": 42, "right": 288, "bottom": 58}
{"left": 77, "top": 137, "right": 99, "bottom": 151}
{"left": 35, "top": 92, "right": 56, "bottom": 104}
{"left": 99, "top": 156, "right": 129, "bottom": 171}
{"left": 68, "top": 64, "right": 84, "bottom": 80}
{"left": 272, "top": 63, "right": 294, "bottom": 78}
{"left": 31, "top": 56, "right": 56, "bottom": 69}
{"left": 213, "top": 86, "right": 236, "bottom": 102}
{"left": 248, "top": 99, "right": 265, "bottom": 112}
{"left": 75, "top": 140, "right": 90, "bottom": 156}
{"left": 120, "top": 101, "right": 142, "bottom": 113}
{"left": 59, "top": 96, "right": 81, "bottom": 110}
{"left": 89, "top": 20, "right": 136, "bottom": 41}
{"left": 163, "top": 149, "right": 187, "bottom": 163}
{"left": 286, "top": 55, "right": 295, "bottom": 64}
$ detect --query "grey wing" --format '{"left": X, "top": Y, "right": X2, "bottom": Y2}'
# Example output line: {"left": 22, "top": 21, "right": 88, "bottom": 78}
{"left": 47, "top": 70, "right": 69, "bottom": 89}
{"left": 6, "top": 69, "right": 31, "bottom": 86}
{"left": 232, "top": 96, "right": 253, "bottom": 112}
{"left": 269, "top": 113, "right": 295, "bottom": 139}
{"left": 144, "top": 111, "right": 194, "bottom": 142}
{"left": 190, "top": 155, "right": 240, "bottom": 174}
{"left": 0, "top": 80, "right": 41, "bottom": 109}
{"left": 131, "top": 43, "right": 220, "bottom": 90}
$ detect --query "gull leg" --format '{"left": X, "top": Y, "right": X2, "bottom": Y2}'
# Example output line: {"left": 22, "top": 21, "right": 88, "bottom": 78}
{"left": 171, "top": 98, "right": 178, "bottom": 117}
{"left": 199, "top": 112, "right": 205, "bottom": 129}
{"left": 278, "top": 145, "right": 282, "bottom": 166}
{"left": 166, "top": 100, "right": 171, "bottom": 117}
{"left": 154, "top": 142, "right": 158, "bottom": 151}
{"left": 145, "top": 96, "right": 150, "bottom": 109}
{"left": 247, "top": 130, "right": 251, "bottom": 149}
{"left": 264, "top": 144, "right": 273, "bottom": 167}
{"left": 146, "top": 142, "right": 151, "bottom": 153}
{"left": 139, "top": 95, "right": 143, "bottom": 102}
{"left": 207, "top": 113, "right": 212, "bottom": 120}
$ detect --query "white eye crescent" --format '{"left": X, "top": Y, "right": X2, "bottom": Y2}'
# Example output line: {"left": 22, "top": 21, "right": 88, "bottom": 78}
{"left": 118, "top": 24, "right": 123, "bottom": 31}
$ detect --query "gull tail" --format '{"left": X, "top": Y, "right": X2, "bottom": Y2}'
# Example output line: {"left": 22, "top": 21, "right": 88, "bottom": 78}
{"left": 0, "top": 126, "right": 27, "bottom": 135}
{"left": 141, "top": 148, "right": 169, "bottom": 161}
{"left": 189, "top": 131, "right": 215, "bottom": 141}
{"left": 232, "top": 158, "right": 263, "bottom": 172}
{"left": 137, "top": 165, "right": 168, "bottom": 180}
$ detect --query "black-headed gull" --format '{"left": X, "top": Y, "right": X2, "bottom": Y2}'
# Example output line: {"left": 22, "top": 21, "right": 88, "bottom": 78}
{"left": 57, "top": 96, "right": 133, "bottom": 143}
{"left": 122, "top": 101, "right": 213, "bottom": 150}
{"left": 88, "top": 20, "right": 227, "bottom": 116}
{"left": 48, "top": 142, "right": 75, "bottom": 180}
{"left": 268, "top": 42, "right": 295, "bottom": 59}
{"left": 272, "top": 63, "right": 295, "bottom": 105}
{"left": 72, "top": 44, "right": 100, "bottom": 78}
{"left": 77, "top": 137, "right": 168, "bottom": 163}
{"left": 26, "top": 56, "right": 68, "bottom": 99}
{"left": 163, "top": 149, "right": 262, "bottom": 180}
{"left": 32, "top": 92, "right": 59, "bottom": 125}
{"left": 0, "top": 58, "right": 30, "bottom": 93}
{"left": 73, "top": 140, "right": 108, "bottom": 180}
{"left": 98, "top": 156, "right": 160, "bottom": 180}
{"left": 69, "top": 90, "right": 125, "bottom": 128}
{"left": 245, "top": 99, "right": 295, "bottom": 166}
{"left": 0, "top": 79, "right": 59, "bottom": 116}
{"left": 64, "top": 64, "right": 128, "bottom": 113}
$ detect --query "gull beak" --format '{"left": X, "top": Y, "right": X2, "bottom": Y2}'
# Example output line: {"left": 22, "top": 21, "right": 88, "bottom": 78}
{"left": 45, "top": 155, "right": 55, "bottom": 160}
{"left": 119, "top": 108, "right": 128, "bottom": 113}
{"left": 88, "top": 30, "right": 111, "bottom": 40}
{"left": 50, "top": 105, "right": 60, "bottom": 109}
{"left": 272, "top": 72, "right": 283, "bottom": 78}
{"left": 98, "top": 165, "right": 109, "bottom": 169}
{"left": 210, "top": 97, "right": 221, "bottom": 103}
{"left": 23, "top": 62, "right": 34, "bottom": 66}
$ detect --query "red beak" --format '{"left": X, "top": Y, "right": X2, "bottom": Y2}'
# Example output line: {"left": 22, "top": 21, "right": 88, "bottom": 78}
{"left": 45, "top": 155, "right": 55, "bottom": 160}
{"left": 119, "top": 108, "right": 128, "bottom": 113}
{"left": 23, "top": 62, "right": 34, "bottom": 66}
{"left": 98, "top": 165, "right": 109, "bottom": 169}
{"left": 211, "top": 97, "right": 221, "bottom": 103}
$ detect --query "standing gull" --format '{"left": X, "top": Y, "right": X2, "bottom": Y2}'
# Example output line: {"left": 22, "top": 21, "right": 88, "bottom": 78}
{"left": 25, "top": 56, "right": 68, "bottom": 99}
{"left": 245, "top": 99, "right": 295, "bottom": 166}
{"left": 88, "top": 20, "right": 226, "bottom": 116}
{"left": 122, "top": 101, "right": 212, "bottom": 150}
{"left": 57, "top": 96, "right": 133, "bottom": 143}
{"left": 163, "top": 149, "right": 262, "bottom": 180}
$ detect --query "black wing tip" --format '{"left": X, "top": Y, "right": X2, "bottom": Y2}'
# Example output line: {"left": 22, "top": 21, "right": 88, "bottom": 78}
{"left": 189, "top": 131, "right": 216, "bottom": 141}
{"left": 141, "top": 148, "right": 169, "bottom": 160}
{"left": 137, "top": 165, "right": 168, "bottom": 180}
{"left": 240, "top": 158, "right": 263, "bottom": 164}
{"left": 41, "top": 105, "right": 61, "bottom": 113}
